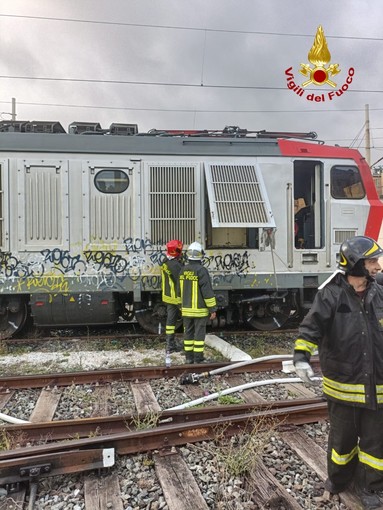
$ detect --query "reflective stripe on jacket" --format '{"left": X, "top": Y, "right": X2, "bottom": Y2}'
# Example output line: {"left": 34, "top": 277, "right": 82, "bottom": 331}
{"left": 294, "top": 274, "right": 383, "bottom": 409}
{"left": 179, "top": 261, "right": 217, "bottom": 318}
{"left": 160, "top": 257, "right": 182, "bottom": 305}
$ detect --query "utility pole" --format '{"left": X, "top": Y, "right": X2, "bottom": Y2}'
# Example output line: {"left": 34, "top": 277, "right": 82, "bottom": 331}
{"left": 365, "top": 103, "right": 371, "bottom": 167}
{"left": 11, "top": 98, "right": 16, "bottom": 121}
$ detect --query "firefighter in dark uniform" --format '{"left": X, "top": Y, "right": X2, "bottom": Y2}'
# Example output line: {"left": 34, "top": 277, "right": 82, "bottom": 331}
{"left": 179, "top": 241, "right": 217, "bottom": 364}
{"left": 160, "top": 239, "right": 183, "bottom": 353}
{"left": 293, "top": 236, "right": 383, "bottom": 510}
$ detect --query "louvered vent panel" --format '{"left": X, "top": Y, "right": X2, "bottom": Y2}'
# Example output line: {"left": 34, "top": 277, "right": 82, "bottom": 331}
{"left": 90, "top": 194, "right": 130, "bottom": 241}
{"left": 334, "top": 230, "right": 357, "bottom": 244}
{"left": 149, "top": 165, "right": 196, "bottom": 244}
{"left": 25, "top": 167, "right": 62, "bottom": 243}
{"left": 206, "top": 164, "right": 274, "bottom": 227}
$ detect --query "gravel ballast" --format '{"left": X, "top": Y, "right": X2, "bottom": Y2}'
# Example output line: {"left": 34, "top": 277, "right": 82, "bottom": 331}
{"left": 0, "top": 336, "right": 348, "bottom": 509}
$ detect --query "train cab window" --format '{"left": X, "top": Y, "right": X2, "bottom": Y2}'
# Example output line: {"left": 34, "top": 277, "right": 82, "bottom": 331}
{"left": 94, "top": 169, "right": 129, "bottom": 193}
{"left": 331, "top": 165, "right": 365, "bottom": 199}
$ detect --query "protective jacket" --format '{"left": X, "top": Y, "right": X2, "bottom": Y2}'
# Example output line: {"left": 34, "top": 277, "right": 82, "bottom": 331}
{"left": 294, "top": 273, "right": 383, "bottom": 410}
{"left": 160, "top": 257, "right": 182, "bottom": 305}
{"left": 179, "top": 261, "right": 217, "bottom": 317}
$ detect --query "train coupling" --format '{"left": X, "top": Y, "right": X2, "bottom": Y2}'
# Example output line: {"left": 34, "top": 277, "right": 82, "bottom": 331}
{"left": 179, "top": 371, "right": 210, "bottom": 385}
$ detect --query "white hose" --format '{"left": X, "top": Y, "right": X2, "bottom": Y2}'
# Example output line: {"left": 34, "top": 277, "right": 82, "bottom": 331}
{"left": 167, "top": 376, "right": 322, "bottom": 410}
{"left": 208, "top": 354, "right": 294, "bottom": 376}
{"left": 0, "top": 411, "right": 30, "bottom": 424}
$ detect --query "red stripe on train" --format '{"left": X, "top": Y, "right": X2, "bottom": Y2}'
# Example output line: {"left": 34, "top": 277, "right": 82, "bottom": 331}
{"left": 278, "top": 139, "right": 383, "bottom": 240}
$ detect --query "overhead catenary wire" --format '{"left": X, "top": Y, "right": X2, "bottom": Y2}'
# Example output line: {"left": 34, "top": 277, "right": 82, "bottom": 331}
{"left": 1, "top": 100, "right": 382, "bottom": 116}
{"left": 0, "top": 75, "right": 381, "bottom": 95}
{"left": 1, "top": 13, "right": 383, "bottom": 42}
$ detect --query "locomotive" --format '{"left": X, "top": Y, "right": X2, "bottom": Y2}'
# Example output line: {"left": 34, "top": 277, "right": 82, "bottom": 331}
{"left": 0, "top": 120, "right": 381, "bottom": 338}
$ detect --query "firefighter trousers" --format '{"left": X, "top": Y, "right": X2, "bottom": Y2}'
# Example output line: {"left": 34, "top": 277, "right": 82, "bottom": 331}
{"left": 327, "top": 399, "right": 383, "bottom": 492}
{"left": 165, "top": 304, "right": 180, "bottom": 340}
{"left": 182, "top": 316, "right": 208, "bottom": 353}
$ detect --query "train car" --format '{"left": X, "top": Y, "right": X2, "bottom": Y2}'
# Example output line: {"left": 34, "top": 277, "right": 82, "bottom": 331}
{"left": 0, "top": 121, "right": 381, "bottom": 338}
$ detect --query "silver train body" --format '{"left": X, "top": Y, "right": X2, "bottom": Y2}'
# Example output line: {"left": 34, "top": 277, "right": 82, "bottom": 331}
{"left": 0, "top": 124, "right": 381, "bottom": 337}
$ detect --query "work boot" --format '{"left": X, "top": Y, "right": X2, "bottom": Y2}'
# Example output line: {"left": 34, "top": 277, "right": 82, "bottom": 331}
{"left": 324, "top": 478, "right": 349, "bottom": 495}
{"left": 193, "top": 352, "right": 206, "bottom": 364}
{"left": 166, "top": 337, "right": 182, "bottom": 353}
{"left": 355, "top": 484, "right": 383, "bottom": 510}
{"left": 185, "top": 351, "right": 194, "bottom": 364}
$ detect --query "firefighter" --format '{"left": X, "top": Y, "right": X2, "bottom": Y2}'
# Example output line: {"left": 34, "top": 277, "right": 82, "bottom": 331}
{"left": 179, "top": 241, "right": 217, "bottom": 364}
{"left": 293, "top": 236, "right": 383, "bottom": 510}
{"left": 160, "top": 239, "right": 183, "bottom": 353}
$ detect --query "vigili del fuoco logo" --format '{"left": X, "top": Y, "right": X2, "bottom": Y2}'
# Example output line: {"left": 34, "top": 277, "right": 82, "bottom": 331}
{"left": 285, "top": 25, "right": 354, "bottom": 102}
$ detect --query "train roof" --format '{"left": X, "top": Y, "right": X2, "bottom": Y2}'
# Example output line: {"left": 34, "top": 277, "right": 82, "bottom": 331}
{"left": 0, "top": 123, "right": 330, "bottom": 157}
{"left": 0, "top": 131, "right": 283, "bottom": 156}
{"left": 0, "top": 123, "right": 363, "bottom": 163}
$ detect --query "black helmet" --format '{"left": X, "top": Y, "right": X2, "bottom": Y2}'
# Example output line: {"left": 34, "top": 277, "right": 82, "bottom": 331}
{"left": 338, "top": 236, "right": 383, "bottom": 273}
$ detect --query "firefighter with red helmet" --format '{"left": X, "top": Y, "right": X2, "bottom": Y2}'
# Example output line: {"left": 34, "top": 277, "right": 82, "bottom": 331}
{"left": 160, "top": 239, "right": 184, "bottom": 353}
{"left": 293, "top": 236, "right": 383, "bottom": 509}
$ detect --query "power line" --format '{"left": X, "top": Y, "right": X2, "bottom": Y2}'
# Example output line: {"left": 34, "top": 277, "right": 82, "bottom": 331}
{"left": 0, "top": 100, "right": 380, "bottom": 115}
{"left": 349, "top": 123, "right": 366, "bottom": 148}
{"left": 0, "top": 74, "right": 288, "bottom": 90}
{"left": 1, "top": 13, "right": 383, "bottom": 41}
{"left": 0, "top": 74, "right": 380, "bottom": 94}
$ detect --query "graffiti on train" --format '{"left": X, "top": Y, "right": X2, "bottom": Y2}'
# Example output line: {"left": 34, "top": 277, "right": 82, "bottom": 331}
{"left": 205, "top": 251, "right": 252, "bottom": 275}
{"left": 0, "top": 240, "right": 253, "bottom": 292}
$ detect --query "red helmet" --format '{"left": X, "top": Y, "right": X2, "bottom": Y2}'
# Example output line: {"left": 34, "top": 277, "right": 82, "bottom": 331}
{"left": 166, "top": 239, "right": 183, "bottom": 257}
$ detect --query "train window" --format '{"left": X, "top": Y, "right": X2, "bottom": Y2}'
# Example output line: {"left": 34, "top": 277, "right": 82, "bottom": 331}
{"left": 331, "top": 165, "right": 365, "bottom": 199}
{"left": 94, "top": 169, "right": 129, "bottom": 193}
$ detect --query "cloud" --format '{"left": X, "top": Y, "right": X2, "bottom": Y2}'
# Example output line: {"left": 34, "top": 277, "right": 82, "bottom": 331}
{"left": 1, "top": 0, "right": 382, "bottom": 162}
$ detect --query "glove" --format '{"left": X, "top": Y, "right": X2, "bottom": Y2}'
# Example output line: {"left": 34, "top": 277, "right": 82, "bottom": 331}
{"left": 295, "top": 361, "right": 315, "bottom": 385}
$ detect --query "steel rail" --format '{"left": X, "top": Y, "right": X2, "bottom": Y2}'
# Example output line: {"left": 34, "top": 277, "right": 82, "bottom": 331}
{"left": 4, "top": 328, "right": 299, "bottom": 344}
{"left": 0, "top": 400, "right": 328, "bottom": 465}
{"left": 0, "top": 357, "right": 320, "bottom": 390}
{"left": 2, "top": 398, "right": 325, "bottom": 445}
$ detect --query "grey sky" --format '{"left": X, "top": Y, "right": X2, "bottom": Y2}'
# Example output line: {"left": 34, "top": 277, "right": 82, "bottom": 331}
{"left": 1, "top": 0, "right": 383, "bottom": 165}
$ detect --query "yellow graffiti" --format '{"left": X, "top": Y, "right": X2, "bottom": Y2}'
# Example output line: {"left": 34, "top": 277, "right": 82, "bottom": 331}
{"left": 18, "top": 275, "right": 69, "bottom": 293}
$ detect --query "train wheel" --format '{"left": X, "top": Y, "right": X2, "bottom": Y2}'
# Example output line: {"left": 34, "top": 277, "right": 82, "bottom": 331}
{"left": 135, "top": 303, "right": 182, "bottom": 335}
{"left": 0, "top": 300, "right": 28, "bottom": 339}
{"left": 245, "top": 301, "right": 292, "bottom": 331}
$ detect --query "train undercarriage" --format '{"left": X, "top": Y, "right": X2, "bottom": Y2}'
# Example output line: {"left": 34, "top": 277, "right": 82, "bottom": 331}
{"left": 0, "top": 289, "right": 301, "bottom": 339}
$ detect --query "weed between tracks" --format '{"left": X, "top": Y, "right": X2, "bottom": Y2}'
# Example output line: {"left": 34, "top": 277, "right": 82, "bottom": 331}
{"left": 127, "top": 410, "right": 159, "bottom": 431}
{"left": 0, "top": 429, "right": 11, "bottom": 450}
{"left": 0, "top": 428, "right": 29, "bottom": 451}
{"left": 217, "top": 394, "right": 244, "bottom": 405}
{"left": 189, "top": 414, "right": 279, "bottom": 509}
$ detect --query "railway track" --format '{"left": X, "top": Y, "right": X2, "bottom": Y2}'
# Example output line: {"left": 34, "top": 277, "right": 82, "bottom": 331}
{"left": 0, "top": 360, "right": 364, "bottom": 509}
{"left": 5, "top": 323, "right": 299, "bottom": 346}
